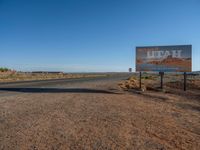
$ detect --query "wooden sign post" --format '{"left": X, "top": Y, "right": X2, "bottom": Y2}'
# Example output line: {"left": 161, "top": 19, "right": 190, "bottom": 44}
{"left": 159, "top": 72, "right": 164, "bottom": 89}
{"left": 184, "top": 72, "right": 187, "bottom": 91}
{"left": 139, "top": 72, "right": 142, "bottom": 89}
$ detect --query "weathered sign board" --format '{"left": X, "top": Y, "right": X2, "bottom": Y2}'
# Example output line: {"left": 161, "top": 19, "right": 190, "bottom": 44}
{"left": 136, "top": 45, "right": 192, "bottom": 72}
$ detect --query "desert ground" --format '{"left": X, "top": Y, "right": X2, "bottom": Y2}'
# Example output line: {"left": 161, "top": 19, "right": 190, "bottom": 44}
{"left": 0, "top": 73, "right": 199, "bottom": 150}
{"left": 0, "top": 71, "right": 108, "bottom": 82}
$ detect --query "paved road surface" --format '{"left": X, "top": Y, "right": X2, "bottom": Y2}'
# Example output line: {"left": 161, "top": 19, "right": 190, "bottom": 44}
{"left": 0, "top": 74, "right": 131, "bottom": 97}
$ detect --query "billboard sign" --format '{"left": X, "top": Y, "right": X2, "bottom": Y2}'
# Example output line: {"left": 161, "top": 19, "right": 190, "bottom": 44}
{"left": 136, "top": 45, "right": 192, "bottom": 72}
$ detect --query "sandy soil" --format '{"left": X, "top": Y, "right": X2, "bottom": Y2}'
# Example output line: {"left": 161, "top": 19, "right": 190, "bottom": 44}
{"left": 0, "top": 77, "right": 199, "bottom": 150}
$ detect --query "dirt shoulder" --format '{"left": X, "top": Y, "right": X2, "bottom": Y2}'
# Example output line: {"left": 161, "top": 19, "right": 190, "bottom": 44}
{"left": 0, "top": 75, "right": 199, "bottom": 150}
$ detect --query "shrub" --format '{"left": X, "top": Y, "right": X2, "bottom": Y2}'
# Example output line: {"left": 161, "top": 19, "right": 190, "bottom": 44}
{"left": 0, "top": 67, "right": 10, "bottom": 72}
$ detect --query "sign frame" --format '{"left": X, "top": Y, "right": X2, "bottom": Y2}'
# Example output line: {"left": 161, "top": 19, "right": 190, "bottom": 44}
{"left": 136, "top": 45, "right": 192, "bottom": 72}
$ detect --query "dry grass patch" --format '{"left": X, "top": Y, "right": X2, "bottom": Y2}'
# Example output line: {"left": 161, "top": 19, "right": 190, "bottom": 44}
{"left": 0, "top": 72, "right": 107, "bottom": 82}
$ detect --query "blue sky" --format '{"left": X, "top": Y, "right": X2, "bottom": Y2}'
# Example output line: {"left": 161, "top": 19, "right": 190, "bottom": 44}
{"left": 0, "top": 0, "right": 200, "bottom": 72}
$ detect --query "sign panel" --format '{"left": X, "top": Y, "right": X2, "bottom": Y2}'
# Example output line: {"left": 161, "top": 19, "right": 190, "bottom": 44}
{"left": 136, "top": 45, "right": 192, "bottom": 72}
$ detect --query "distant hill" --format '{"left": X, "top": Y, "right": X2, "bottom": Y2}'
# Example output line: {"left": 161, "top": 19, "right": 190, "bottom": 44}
{"left": 147, "top": 56, "right": 191, "bottom": 72}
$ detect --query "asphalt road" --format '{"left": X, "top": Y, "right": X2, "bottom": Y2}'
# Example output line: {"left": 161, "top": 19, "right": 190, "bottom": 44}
{"left": 0, "top": 73, "right": 131, "bottom": 96}
{"left": 0, "top": 73, "right": 131, "bottom": 87}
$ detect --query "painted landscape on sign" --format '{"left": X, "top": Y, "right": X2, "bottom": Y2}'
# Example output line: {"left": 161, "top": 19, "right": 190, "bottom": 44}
{"left": 136, "top": 45, "right": 192, "bottom": 72}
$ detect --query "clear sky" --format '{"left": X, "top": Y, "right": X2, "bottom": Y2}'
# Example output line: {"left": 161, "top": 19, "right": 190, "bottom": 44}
{"left": 0, "top": 0, "right": 200, "bottom": 72}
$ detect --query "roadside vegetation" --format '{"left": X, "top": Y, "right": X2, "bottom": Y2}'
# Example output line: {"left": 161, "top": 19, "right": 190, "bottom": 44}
{"left": 119, "top": 73, "right": 200, "bottom": 91}
{"left": 0, "top": 68, "right": 108, "bottom": 82}
{"left": 0, "top": 67, "right": 10, "bottom": 72}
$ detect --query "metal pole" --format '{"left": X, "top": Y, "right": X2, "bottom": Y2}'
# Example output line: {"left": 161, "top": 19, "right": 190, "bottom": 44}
{"left": 160, "top": 72, "right": 164, "bottom": 89}
{"left": 184, "top": 72, "right": 187, "bottom": 91}
{"left": 139, "top": 72, "right": 142, "bottom": 89}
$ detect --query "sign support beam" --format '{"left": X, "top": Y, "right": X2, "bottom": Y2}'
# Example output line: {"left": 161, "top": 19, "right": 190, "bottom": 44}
{"left": 159, "top": 72, "right": 164, "bottom": 89}
{"left": 184, "top": 72, "right": 187, "bottom": 91}
{"left": 139, "top": 72, "right": 142, "bottom": 89}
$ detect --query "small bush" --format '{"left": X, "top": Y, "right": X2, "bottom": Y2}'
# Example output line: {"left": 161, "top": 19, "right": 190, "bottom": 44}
{"left": 0, "top": 67, "right": 10, "bottom": 72}
{"left": 142, "top": 76, "right": 150, "bottom": 80}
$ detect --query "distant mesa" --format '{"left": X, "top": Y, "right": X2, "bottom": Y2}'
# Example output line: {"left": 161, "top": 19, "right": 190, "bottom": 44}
{"left": 148, "top": 55, "right": 191, "bottom": 67}
{"left": 136, "top": 59, "right": 143, "bottom": 64}
{"left": 32, "top": 71, "right": 64, "bottom": 74}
